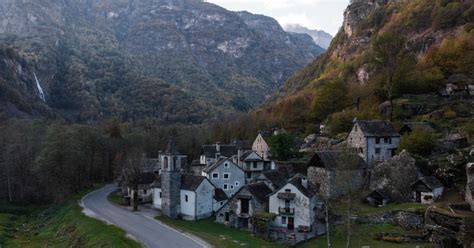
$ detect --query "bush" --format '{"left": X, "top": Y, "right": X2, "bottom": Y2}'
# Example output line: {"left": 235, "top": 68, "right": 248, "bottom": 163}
{"left": 399, "top": 128, "right": 436, "bottom": 156}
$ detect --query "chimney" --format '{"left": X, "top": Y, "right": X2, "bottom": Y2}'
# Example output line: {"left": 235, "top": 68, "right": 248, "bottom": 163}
{"left": 301, "top": 177, "right": 308, "bottom": 189}
{"left": 216, "top": 142, "right": 220, "bottom": 152}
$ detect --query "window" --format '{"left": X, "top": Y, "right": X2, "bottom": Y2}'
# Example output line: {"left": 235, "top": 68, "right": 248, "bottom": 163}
{"left": 225, "top": 212, "right": 230, "bottom": 221}
{"left": 384, "top": 137, "right": 389, "bottom": 143}
{"left": 355, "top": 126, "right": 358, "bottom": 131}
{"left": 282, "top": 216, "right": 287, "bottom": 224}
{"left": 359, "top": 148, "right": 364, "bottom": 154}
{"left": 212, "top": 173, "right": 219, "bottom": 179}
{"left": 285, "top": 189, "right": 291, "bottom": 192}
{"left": 223, "top": 173, "right": 230, "bottom": 179}
{"left": 246, "top": 172, "right": 252, "bottom": 179}
{"left": 235, "top": 181, "right": 240, "bottom": 186}
{"left": 185, "top": 195, "right": 188, "bottom": 202}
{"left": 388, "top": 138, "right": 392, "bottom": 144}
{"left": 375, "top": 148, "right": 381, "bottom": 154}
{"left": 376, "top": 137, "right": 381, "bottom": 144}
{"left": 350, "top": 138, "right": 352, "bottom": 143}
{"left": 223, "top": 184, "right": 228, "bottom": 190}
{"left": 159, "top": 192, "right": 162, "bottom": 198}
{"left": 230, "top": 185, "right": 234, "bottom": 190}
{"left": 252, "top": 162, "right": 258, "bottom": 169}
{"left": 143, "top": 189, "right": 147, "bottom": 194}
{"left": 220, "top": 202, "right": 224, "bottom": 206}
{"left": 285, "top": 200, "right": 290, "bottom": 208}
{"left": 224, "top": 162, "right": 229, "bottom": 168}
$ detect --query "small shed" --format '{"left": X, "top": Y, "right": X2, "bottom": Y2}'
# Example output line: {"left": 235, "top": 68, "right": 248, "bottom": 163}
{"left": 411, "top": 176, "right": 444, "bottom": 204}
{"left": 366, "top": 189, "right": 391, "bottom": 207}
{"left": 399, "top": 122, "right": 435, "bottom": 135}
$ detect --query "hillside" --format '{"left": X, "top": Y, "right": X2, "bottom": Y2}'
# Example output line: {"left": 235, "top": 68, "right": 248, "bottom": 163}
{"left": 261, "top": 0, "right": 473, "bottom": 131}
{"left": 0, "top": 0, "right": 324, "bottom": 124}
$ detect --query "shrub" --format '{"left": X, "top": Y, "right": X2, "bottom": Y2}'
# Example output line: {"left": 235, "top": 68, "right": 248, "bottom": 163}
{"left": 399, "top": 128, "right": 436, "bottom": 156}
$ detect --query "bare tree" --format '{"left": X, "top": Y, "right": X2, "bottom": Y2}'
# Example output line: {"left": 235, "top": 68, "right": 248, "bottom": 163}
{"left": 120, "top": 150, "right": 145, "bottom": 211}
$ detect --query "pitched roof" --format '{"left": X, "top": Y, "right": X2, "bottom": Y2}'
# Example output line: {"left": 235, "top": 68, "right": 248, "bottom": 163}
{"left": 355, "top": 120, "right": 400, "bottom": 137}
{"left": 214, "top": 188, "right": 228, "bottom": 201}
{"left": 246, "top": 182, "right": 273, "bottom": 203}
{"left": 203, "top": 158, "right": 242, "bottom": 173}
{"left": 138, "top": 172, "right": 158, "bottom": 185}
{"left": 232, "top": 140, "right": 251, "bottom": 150}
{"left": 367, "top": 189, "right": 392, "bottom": 201}
{"left": 201, "top": 144, "right": 238, "bottom": 158}
{"left": 151, "top": 174, "right": 209, "bottom": 191}
{"left": 307, "top": 151, "right": 367, "bottom": 170}
{"left": 240, "top": 150, "right": 264, "bottom": 162}
{"left": 412, "top": 176, "right": 444, "bottom": 190}
{"left": 287, "top": 174, "right": 318, "bottom": 198}
{"left": 260, "top": 170, "right": 288, "bottom": 189}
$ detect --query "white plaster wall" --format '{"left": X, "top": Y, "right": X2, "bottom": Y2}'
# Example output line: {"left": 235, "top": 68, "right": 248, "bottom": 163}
{"left": 195, "top": 180, "right": 214, "bottom": 219}
{"left": 152, "top": 188, "right": 162, "bottom": 209}
{"left": 180, "top": 190, "right": 196, "bottom": 219}
{"left": 269, "top": 184, "right": 313, "bottom": 228}
{"left": 252, "top": 134, "right": 269, "bottom": 160}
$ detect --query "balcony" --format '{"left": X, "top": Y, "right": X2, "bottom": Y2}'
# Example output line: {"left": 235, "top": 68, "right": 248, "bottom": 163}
{"left": 278, "top": 207, "right": 295, "bottom": 215}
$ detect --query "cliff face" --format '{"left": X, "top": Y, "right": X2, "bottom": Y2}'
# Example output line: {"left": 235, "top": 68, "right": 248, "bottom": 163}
{"left": 0, "top": 0, "right": 323, "bottom": 123}
{"left": 284, "top": 24, "right": 334, "bottom": 49}
{"left": 261, "top": 0, "right": 473, "bottom": 128}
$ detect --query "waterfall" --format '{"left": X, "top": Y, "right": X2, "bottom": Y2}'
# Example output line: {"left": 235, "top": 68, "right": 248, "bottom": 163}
{"left": 33, "top": 73, "right": 46, "bottom": 102}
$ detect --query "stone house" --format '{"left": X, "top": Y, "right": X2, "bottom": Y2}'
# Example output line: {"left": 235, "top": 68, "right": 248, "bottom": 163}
{"left": 347, "top": 120, "right": 400, "bottom": 167}
{"left": 216, "top": 182, "right": 272, "bottom": 230}
{"left": 202, "top": 158, "right": 245, "bottom": 197}
{"left": 252, "top": 132, "right": 270, "bottom": 160}
{"left": 366, "top": 189, "right": 391, "bottom": 207}
{"left": 127, "top": 172, "right": 157, "bottom": 204}
{"left": 307, "top": 151, "right": 367, "bottom": 198}
{"left": 214, "top": 188, "right": 228, "bottom": 212}
{"left": 200, "top": 143, "right": 239, "bottom": 166}
{"left": 152, "top": 174, "right": 215, "bottom": 221}
{"left": 465, "top": 163, "right": 474, "bottom": 211}
{"left": 256, "top": 170, "right": 289, "bottom": 191}
{"left": 411, "top": 176, "right": 444, "bottom": 205}
{"left": 200, "top": 141, "right": 249, "bottom": 167}
{"left": 269, "top": 174, "right": 322, "bottom": 232}
{"left": 238, "top": 150, "right": 272, "bottom": 182}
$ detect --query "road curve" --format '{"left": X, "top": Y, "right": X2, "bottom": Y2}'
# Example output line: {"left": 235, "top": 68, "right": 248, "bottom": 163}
{"left": 81, "top": 184, "right": 207, "bottom": 248}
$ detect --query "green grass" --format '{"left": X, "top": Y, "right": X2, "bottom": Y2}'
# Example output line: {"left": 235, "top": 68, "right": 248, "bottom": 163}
{"left": 299, "top": 224, "right": 433, "bottom": 248}
{"left": 2, "top": 186, "right": 141, "bottom": 248}
{"left": 156, "top": 216, "right": 281, "bottom": 248}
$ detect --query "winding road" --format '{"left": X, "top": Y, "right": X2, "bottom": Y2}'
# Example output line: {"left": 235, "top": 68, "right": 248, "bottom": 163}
{"left": 81, "top": 184, "right": 207, "bottom": 248}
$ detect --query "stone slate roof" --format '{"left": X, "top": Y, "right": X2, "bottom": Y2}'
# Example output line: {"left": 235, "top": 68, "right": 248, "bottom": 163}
{"left": 138, "top": 172, "right": 158, "bottom": 185}
{"left": 412, "top": 176, "right": 444, "bottom": 191}
{"left": 201, "top": 144, "right": 238, "bottom": 158}
{"left": 356, "top": 120, "right": 400, "bottom": 137}
{"left": 240, "top": 150, "right": 264, "bottom": 162}
{"left": 287, "top": 174, "right": 318, "bottom": 198}
{"left": 307, "top": 151, "right": 367, "bottom": 170}
{"left": 232, "top": 140, "right": 251, "bottom": 150}
{"left": 203, "top": 158, "right": 242, "bottom": 173}
{"left": 246, "top": 182, "right": 273, "bottom": 203}
{"left": 260, "top": 170, "right": 288, "bottom": 189}
{"left": 367, "top": 189, "right": 392, "bottom": 201}
{"left": 214, "top": 188, "right": 228, "bottom": 201}
{"left": 151, "top": 174, "right": 208, "bottom": 191}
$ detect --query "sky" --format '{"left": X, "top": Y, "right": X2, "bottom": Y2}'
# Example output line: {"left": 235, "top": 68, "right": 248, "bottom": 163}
{"left": 206, "top": 0, "right": 350, "bottom": 36}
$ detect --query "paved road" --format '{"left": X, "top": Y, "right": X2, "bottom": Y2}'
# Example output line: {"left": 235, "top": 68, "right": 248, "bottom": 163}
{"left": 81, "top": 184, "right": 207, "bottom": 248}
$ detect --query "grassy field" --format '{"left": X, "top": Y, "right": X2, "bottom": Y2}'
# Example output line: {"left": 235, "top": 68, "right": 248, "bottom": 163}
{"left": 156, "top": 216, "right": 281, "bottom": 248}
{"left": 1, "top": 187, "right": 141, "bottom": 248}
{"left": 156, "top": 215, "right": 432, "bottom": 248}
{"left": 299, "top": 224, "right": 433, "bottom": 248}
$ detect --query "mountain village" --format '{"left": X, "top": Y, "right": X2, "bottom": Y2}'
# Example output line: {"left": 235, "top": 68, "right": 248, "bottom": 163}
{"left": 117, "top": 119, "right": 474, "bottom": 246}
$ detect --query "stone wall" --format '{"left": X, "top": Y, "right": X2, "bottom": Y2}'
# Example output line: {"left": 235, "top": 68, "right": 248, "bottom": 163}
{"left": 353, "top": 210, "right": 425, "bottom": 230}
{"left": 161, "top": 171, "right": 181, "bottom": 218}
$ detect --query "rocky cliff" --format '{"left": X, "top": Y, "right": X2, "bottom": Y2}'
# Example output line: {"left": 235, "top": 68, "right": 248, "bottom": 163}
{"left": 260, "top": 0, "right": 473, "bottom": 128}
{"left": 0, "top": 0, "right": 324, "bottom": 123}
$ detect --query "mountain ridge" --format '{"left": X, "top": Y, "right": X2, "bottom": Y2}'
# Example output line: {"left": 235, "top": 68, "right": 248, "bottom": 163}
{"left": 0, "top": 0, "right": 324, "bottom": 123}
